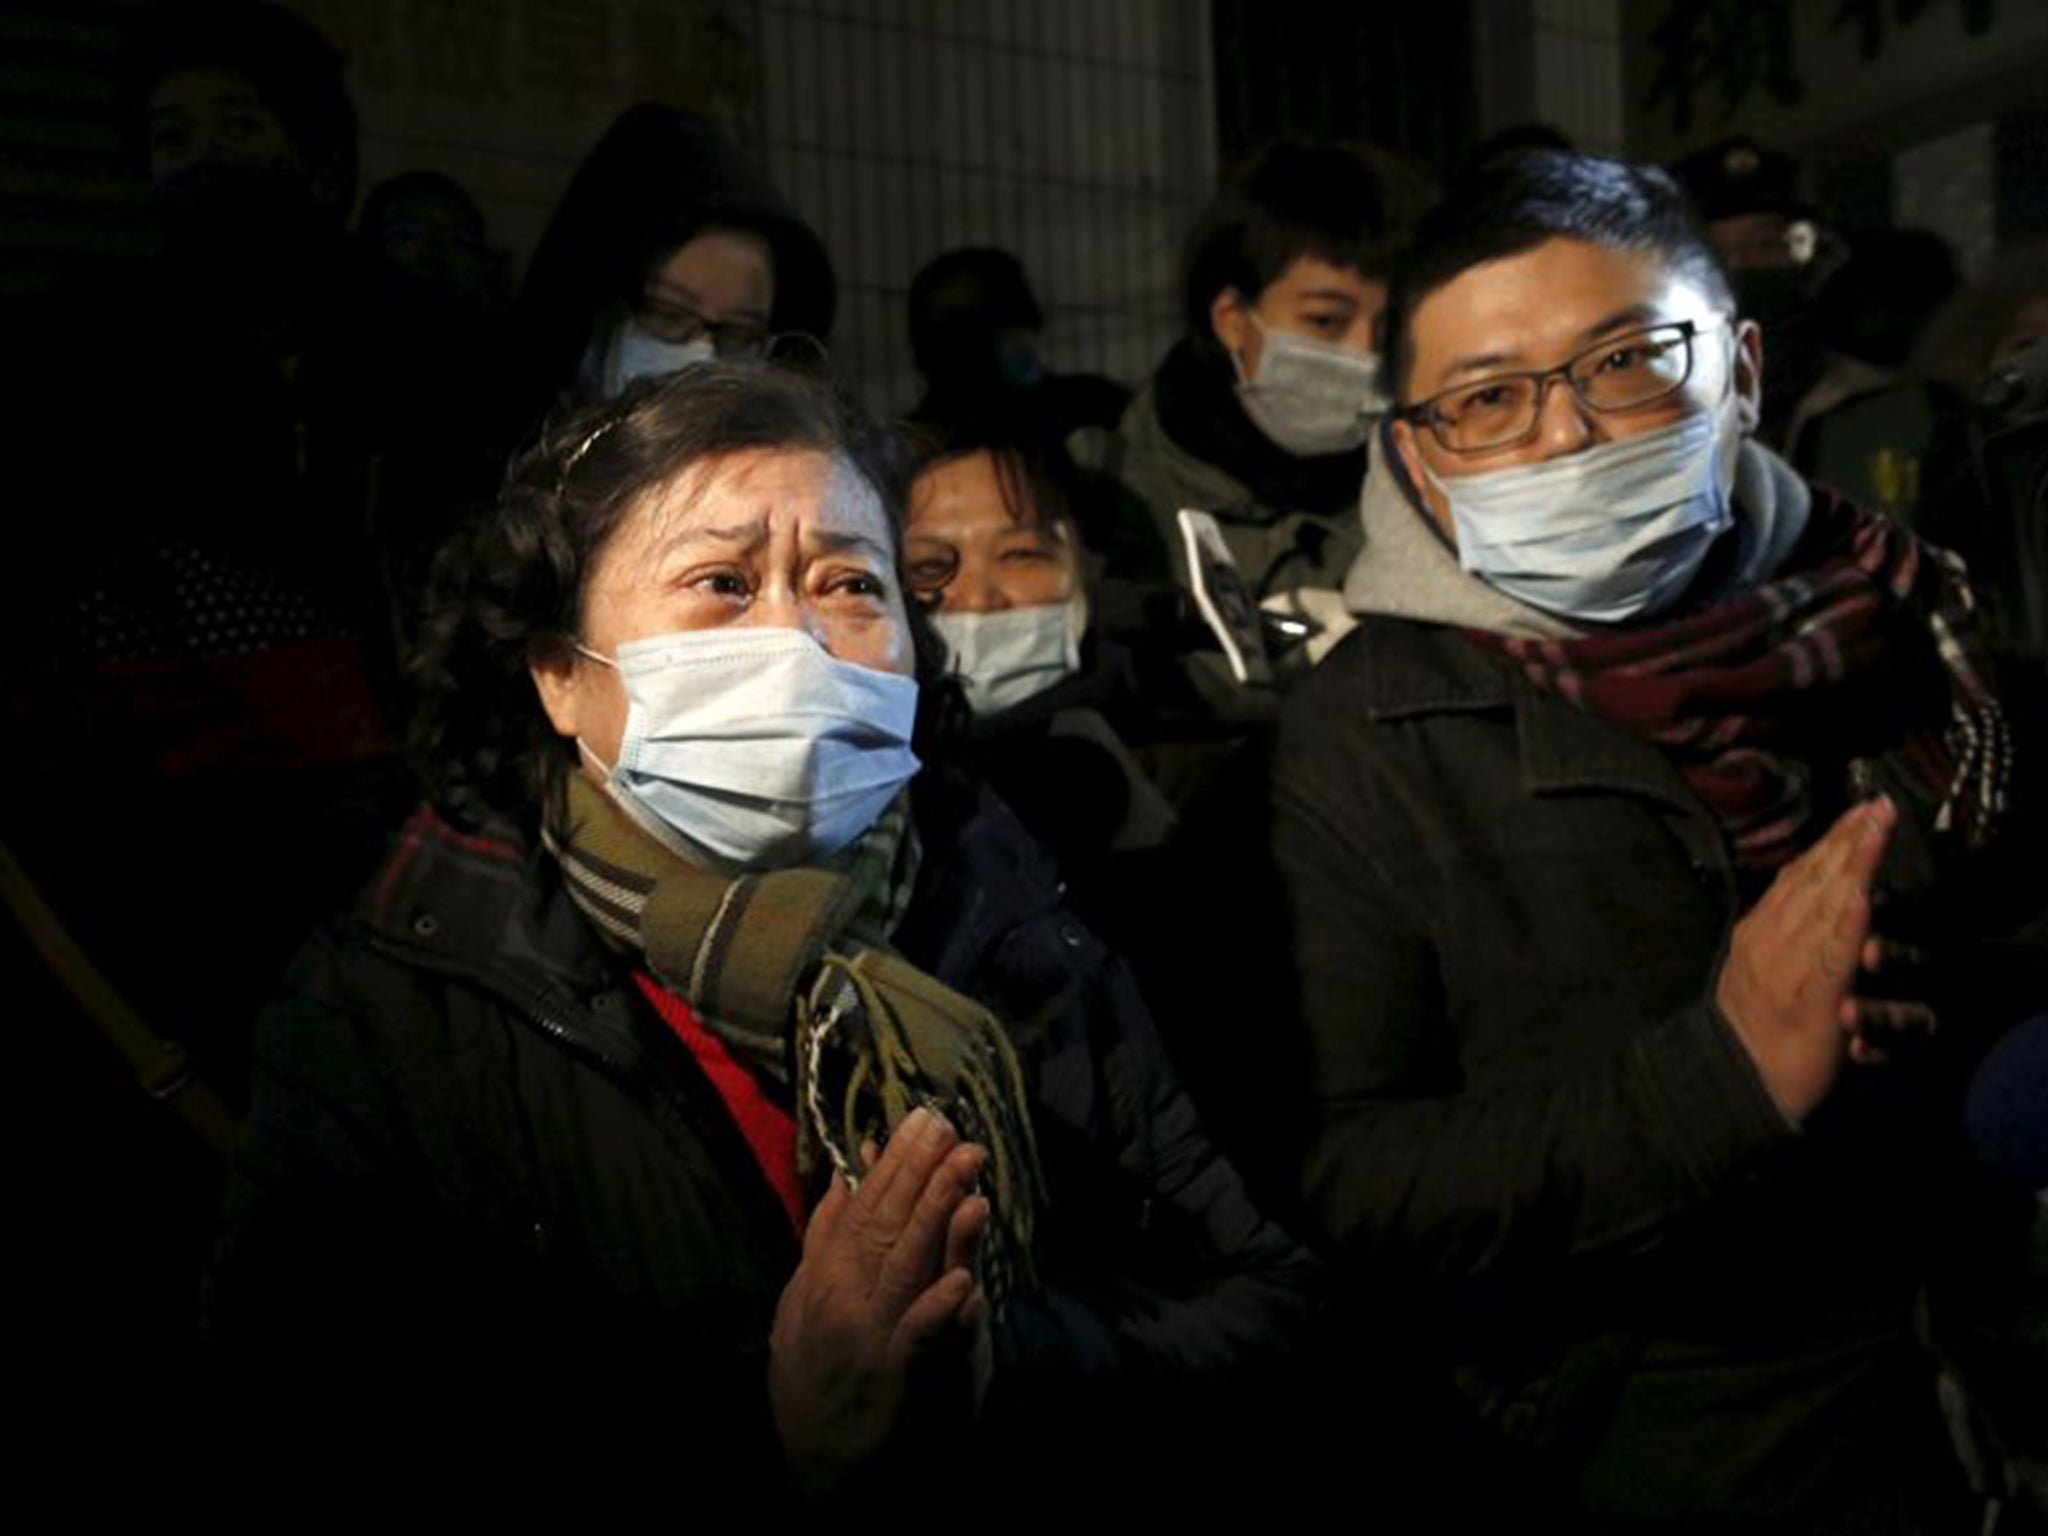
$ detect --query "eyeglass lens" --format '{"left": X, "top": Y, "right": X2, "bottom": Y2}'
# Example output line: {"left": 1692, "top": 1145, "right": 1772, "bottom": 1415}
{"left": 1430, "top": 324, "right": 1696, "bottom": 452}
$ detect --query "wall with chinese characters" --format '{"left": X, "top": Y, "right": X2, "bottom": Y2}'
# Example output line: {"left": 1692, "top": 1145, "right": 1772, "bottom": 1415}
{"left": 286, "top": 0, "right": 759, "bottom": 281}
{"left": 1619, "top": 0, "right": 2048, "bottom": 265}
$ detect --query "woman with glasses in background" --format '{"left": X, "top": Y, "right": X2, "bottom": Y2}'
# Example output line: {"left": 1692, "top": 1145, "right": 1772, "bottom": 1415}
{"left": 501, "top": 104, "right": 836, "bottom": 439}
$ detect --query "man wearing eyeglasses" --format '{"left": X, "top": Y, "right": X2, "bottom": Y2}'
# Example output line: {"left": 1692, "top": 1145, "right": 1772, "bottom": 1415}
{"left": 1260, "top": 151, "right": 2029, "bottom": 1527}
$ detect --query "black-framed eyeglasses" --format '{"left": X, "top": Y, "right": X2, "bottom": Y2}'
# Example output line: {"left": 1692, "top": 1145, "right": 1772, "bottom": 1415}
{"left": 635, "top": 292, "right": 771, "bottom": 359}
{"left": 1404, "top": 319, "right": 1724, "bottom": 455}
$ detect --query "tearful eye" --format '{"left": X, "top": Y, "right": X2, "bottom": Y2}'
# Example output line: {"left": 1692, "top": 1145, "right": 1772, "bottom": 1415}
{"left": 833, "top": 572, "right": 889, "bottom": 600}
{"left": 694, "top": 569, "right": 751, "bottom": 599}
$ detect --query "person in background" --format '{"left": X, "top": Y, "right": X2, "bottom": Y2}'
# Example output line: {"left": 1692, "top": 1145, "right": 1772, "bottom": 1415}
{"left": 1259, "top": 149, "right": 2040, "bottom": 1529}
{"left": 1919, "top": 240, "right": 2048, "bottom": 668}
{"left": 1, "top": 0, "right": 410, "bottom": 1404}
{"left": 504, "top": 104, "right": 835, "bottom": 439}
{"left": 1102, "top": 138, "right": 1432, "bottom": 720}
{"left": 1920, "top": 240, "right": 2048, "bottom": 414}
{"left": 1786, "top": 227, "right": 1968, "bottom": 532}
{"left": 904, "top": 247, "right": 1131, "bottom": 443}
{"left": 357, "top": 169, "right": 508, "bottom": 326}
{"left": 1669, "top": 135, "right": 1827, "bottom": 451}
{"left": 905, "top": 422, "right": 1175, "bottom": 930}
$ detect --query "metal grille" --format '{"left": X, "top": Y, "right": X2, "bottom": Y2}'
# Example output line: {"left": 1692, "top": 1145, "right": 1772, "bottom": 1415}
{"left": 751, "top": 0, "right": 1215, "bottom": 413}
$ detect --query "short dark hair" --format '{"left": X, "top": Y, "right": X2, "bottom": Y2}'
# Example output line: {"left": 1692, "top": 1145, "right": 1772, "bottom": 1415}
{"left": 1382, "top": 150, "right": 1733, "bottom": 403}
{"left": 1179, "top": 139, "right": 1432, "bottom": 341}
{"left": 410, "top": 363, "right": 913, "bottom": 830}
{"left": 907, "top": 248, "right": 1044, "bottom": 380}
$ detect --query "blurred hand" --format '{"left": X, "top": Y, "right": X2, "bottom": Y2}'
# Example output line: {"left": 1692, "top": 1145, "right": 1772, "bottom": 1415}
{"left": 1845, "top": 933, "right": 1939, "bottom": 1064}
{"left": 769, "top": 1105, "right": 990, "bottom": 1490}
{"left": 1716, "top": 797, "right": 1897, "bottom": 1122}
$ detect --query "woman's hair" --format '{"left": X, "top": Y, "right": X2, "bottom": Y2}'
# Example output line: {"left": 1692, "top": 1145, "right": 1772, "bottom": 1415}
{"left": 411, "top": 362, "right": 912, "bottom": 830}
{"left": 905, "top": 418, "right": 1078, "bottom": 536}
{"left": 1382, "top": 150, "right": 1732, "bottom": 403}
{"left": 1179, "top": 138, "right": 1433, "bottom": 341}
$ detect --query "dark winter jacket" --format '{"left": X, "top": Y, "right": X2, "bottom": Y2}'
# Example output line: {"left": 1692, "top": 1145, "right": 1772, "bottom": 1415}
{"left": 1108, "top": 341, "right": 1370, "bottom": 723}
{"left": 208, "top": 774, "right": 1318, "bottom": 1496}
{"left": 1266, "top": 610, "right": 2017, "bottom": 1526}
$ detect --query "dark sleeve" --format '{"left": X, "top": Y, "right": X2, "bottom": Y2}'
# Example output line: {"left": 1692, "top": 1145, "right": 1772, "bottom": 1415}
{"left": 1270, "top": 736, "right": 1796, "bottom": 1286}
{"left": 1001, "top": 920, "right": 1324, "bottom": 1387}
{"left": 205, "top": 926, "right": 793, "bottom": 1487}
{"left": 980, "top": 917, "right": 1325, "bottom": 1500}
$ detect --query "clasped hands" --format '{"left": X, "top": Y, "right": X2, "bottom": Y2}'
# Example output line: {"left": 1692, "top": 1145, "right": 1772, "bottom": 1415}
{"left": 769, "top": 1104, "right": 992, "bottom": 1490}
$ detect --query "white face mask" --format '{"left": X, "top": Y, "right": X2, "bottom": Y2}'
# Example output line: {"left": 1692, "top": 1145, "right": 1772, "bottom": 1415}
{"left": 928, "top": 592, "right": 1088, "bottom": 716}
{"left": 1426, "top": 388, "right": 1744, "bottom": 626}
{"left": 1234, "top": 315, "right": 1389, "bottom": 457}
{"left": 576, "top": 627, "right": 921, "bottom": 869}
{"left": 599, "top": 315, "right": 716, "bottom": 399}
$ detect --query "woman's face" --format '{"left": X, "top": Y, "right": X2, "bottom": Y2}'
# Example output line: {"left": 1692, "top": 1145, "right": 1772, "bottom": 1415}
{"left": 637, "top": 228, "right": 775, "bottom": 356}
{"left": 905, "top": 450, "right": 1079, "bottom": 614}
{"left": 531, "top": 447, "right": 913, "bottom": 772}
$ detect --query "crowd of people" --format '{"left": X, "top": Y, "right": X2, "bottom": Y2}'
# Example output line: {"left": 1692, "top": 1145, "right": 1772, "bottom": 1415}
{"left": 8, "top": 1, "right": 2048, "bottom": 1524}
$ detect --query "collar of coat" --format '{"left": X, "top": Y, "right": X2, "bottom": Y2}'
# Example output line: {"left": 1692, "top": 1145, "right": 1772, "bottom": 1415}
{"left": 1338, "top": 613, "right": 1712, "bottom": 824}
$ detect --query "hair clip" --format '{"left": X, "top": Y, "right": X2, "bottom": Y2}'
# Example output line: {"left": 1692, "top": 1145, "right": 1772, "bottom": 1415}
{"left": 555, "top": 417, "right": 620, "bottom": 494}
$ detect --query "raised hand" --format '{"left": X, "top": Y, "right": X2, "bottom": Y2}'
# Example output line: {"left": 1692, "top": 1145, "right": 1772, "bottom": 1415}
{"left": 1715, "top": 797, "right": 1897, "bottom": 1122}
{"left": 768, "top": 1105, "right": 991, "bottom": 1490}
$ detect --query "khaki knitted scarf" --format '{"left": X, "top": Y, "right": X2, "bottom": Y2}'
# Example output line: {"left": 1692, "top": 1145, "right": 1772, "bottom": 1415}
{"left": 544, "top": 772, "right": 1043, "bottom": 1299}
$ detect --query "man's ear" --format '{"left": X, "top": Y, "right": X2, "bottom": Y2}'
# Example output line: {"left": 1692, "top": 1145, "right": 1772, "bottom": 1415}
{"left": 1210, "top": 287, "right": 1254, "bottom": 363}
{"left": 1391, "top": 416, "right": 1458, "bottom": 547}
{"left": 528, "top": 638, "right": 583, "bottom": 741}
{"left": 1731, "top": 318, "right": 1765, "bottom": 435}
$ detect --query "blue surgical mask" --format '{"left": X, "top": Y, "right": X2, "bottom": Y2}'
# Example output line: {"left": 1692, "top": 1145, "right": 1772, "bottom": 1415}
{"left": 1426, "top": 393, "right": 1741, "bottom": 625}
{"left": 1235, "top": 316, "right": 1388, "bottom": 457}
{"left": 598, "top": 315, "right": 716, "bottom": 398}
{"left": 928, "top": 592, "right": 1088, "bottom": 716}
{"left": 575, "top": 628, "right": 921, "bottom": 869}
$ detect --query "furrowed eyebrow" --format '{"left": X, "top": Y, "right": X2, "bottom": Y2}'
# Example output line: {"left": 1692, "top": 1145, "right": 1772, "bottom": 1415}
{"left": 659, "top": 518, "right": 768, "bottom": 556}
{"left": 812, "top": 528, "right": 894, "bottom": 561}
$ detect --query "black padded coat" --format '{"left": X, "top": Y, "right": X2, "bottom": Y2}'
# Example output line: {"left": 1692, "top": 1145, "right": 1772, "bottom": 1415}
{"left": 207, "top": 773, "right": 1319, "bottom": 1503}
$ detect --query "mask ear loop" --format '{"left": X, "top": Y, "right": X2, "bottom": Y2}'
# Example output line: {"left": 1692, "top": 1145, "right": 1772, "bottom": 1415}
{"left": 1229, "top": 309, "right": 1269, "bottom": 387}
{"left": 566, "top": 642, "right": 619, "bottom": 779}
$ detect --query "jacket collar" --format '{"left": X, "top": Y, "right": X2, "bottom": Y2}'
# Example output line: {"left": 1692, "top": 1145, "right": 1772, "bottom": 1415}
{"left": 357, "top": 788, "right": 1068, "bottom": 1072}
{"left": 1350, "top": 616, "right": 1705, "bottom": 818}
{"left": 361, "top": 804, "right": 645, "bottom": 1065}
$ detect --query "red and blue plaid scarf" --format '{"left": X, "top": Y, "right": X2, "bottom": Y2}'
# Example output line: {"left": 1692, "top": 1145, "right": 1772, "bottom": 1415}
{"left": 1464, "top": 487, "right": 2010, "bottom": 872}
